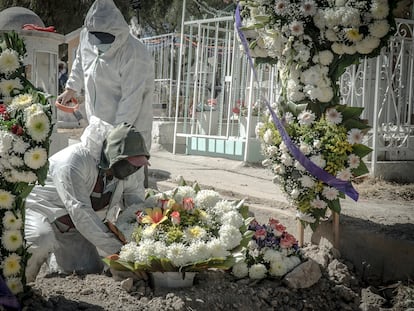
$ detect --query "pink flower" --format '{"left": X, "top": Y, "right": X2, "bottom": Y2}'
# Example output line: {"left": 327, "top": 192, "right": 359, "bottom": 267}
{"left": 280, "top": 233, "right": 297, "bottom": 248}
{"left": 171, "top": 211, "right": 180, "bottom": 225}
{"left": 254, "top": 228, "right": 267, "bottom": 240}
{"left": 182, "top": 197, "right": 195, "bottom": 210}
{"left": 135, "top": 210, "right": 144, "bottom": 224}
{"left": 268, "top": 218, "right": 286, "bottom": 236}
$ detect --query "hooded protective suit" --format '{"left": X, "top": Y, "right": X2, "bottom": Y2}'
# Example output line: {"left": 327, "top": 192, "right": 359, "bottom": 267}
{"left": 24, "top": 117, "right": 148, "bottom": 282}
{"left": 66, "top": 0, "right": 154, "bottom": 149}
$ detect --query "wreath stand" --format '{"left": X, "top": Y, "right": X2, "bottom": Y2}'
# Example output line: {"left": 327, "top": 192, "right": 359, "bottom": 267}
{"left": 297, "top": 213, "right": 340, "bottom": 248}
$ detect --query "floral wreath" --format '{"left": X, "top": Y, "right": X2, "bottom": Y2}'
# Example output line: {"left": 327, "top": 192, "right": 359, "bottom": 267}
{"left": 237, "top": 0, "right": 396, "bottom": 229}
{"left": 0, "top": 32, "right": 53, "bottom": 295}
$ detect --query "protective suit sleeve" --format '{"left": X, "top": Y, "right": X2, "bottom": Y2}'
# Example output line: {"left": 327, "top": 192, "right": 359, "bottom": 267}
{"left": 65, "top": 35, "right": 86, "bottom": 93}
{"left": 52, "top": 152, "right": 123, "bottom": 256}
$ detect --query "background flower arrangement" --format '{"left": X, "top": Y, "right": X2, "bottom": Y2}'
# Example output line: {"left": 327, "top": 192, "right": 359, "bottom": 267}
{"left": 0, "top": 32, "right": 53, "bottom": 295}
{"left": 238, "top": 0, "right": 396, "bottom": 228}
{"left": 105, "top": 182, "right": 252, "bottom": 275}
{"left": 232, "top": 217, "right": 302, "bottom": 280}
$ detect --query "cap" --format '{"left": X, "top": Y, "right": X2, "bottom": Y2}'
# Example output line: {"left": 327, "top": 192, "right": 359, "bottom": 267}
{"left": 99, "top": 123, "right": 150, "bottom": 170}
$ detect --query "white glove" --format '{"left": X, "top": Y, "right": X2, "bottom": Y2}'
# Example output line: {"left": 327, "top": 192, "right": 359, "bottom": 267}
{"left": 57, "top": 88, "right": 76, "bottom": 105}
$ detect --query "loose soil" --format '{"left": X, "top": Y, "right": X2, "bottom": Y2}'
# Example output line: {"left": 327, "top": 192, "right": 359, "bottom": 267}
{"left": 12, "top": 178, "right": 413, "bottom": 311}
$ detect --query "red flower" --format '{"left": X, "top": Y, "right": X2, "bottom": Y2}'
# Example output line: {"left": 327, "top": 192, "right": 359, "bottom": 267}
{"left": 0, "top": 104, "right": 9, "bottom": 120}
{"left": 11, "top": 124, "right": 24, "bottom": 136}
{"left": 232, "top": 106, "right": 240, "bottom": 114}
{"left": 135, "top": 210, "right": 144, "bottom": 224}
{"left": 268, "top": 218, "right": 286, "bottom": 236}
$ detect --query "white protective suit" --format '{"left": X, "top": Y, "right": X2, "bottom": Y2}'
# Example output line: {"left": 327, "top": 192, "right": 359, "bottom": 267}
{"left": 24, "top": 117, "right": 146, "bottom": 282}
{"left": 65, "top": 0, "right": 154, "bottom": 149}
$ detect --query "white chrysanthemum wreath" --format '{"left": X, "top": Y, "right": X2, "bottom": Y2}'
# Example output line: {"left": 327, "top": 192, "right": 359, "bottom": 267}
{"left": 0, "top": 32, "right": 53, "bottom": 296}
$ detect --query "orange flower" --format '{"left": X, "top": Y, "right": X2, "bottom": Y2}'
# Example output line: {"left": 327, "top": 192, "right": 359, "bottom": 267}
{"left": 141, "top": 207, "right": 168, "bottom": 226}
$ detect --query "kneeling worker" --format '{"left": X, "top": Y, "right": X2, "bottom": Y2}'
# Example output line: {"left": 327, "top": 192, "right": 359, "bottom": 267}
{"left": 25, "top": 118, "right": 150, "bottom": 282}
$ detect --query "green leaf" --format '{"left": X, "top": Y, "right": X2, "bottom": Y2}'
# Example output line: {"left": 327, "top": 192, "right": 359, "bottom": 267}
{"left": 352, "top": 144, "right": 372, "bottom": 158}
{"left": 338, "top": 106, "right": 364, "bottom": 120}
{"left": 352, "top": 160, "right": 370, "bottom": 177}
{"left": 327, "top": 199, "right": 341, "bottom": 213}
{"left": 342, "top": 118, "right": 371, "bottom": 130}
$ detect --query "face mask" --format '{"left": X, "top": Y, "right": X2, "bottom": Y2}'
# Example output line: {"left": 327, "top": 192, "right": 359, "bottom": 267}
{"left": 111, "top": 159, "right": 141, "bottom": 180}
{"left": 97, "top": 43, "right": 111, "bottom": 53}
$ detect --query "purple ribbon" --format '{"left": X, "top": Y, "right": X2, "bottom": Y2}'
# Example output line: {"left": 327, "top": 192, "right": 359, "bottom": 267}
{"left": 235, "top": 4, "right": 359, "bottom": 201}
{"left": 0, "top": 276, "right": 20, "bottom": 310}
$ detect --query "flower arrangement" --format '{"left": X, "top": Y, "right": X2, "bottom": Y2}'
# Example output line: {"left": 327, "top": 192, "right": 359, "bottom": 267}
{"left": 0, "top": 32, "right": 53, "bottom": 295}
{"left": 237, "top": 1, "right": 396, "bottom": 228}
{"left": 232, "top": 217, "right": 302, "bottom": 280}
{"left": 104, "top": 183, "right": 252, "bottom": 274}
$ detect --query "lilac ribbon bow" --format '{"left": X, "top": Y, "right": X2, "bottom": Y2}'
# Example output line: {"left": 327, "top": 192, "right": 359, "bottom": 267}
{"left": 235, "top": 4, "right": 359, "bottom": 201}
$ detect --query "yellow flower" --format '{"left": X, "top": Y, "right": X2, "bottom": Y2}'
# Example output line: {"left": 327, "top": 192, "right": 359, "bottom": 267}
{"left": 3, "top": 253, "right": 21, "bottom": 277}
{"left": 0, "top": 189, "right": 15, "bottom": 209}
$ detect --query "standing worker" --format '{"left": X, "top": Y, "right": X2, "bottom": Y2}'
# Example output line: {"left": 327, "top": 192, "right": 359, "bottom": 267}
{"left": 58, "top": 0, "right": 154, "bottom": 185}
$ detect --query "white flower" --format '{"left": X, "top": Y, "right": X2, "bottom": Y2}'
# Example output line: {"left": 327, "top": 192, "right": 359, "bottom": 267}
{"left": 289, "top": 21, "right": 304, "bottom": 36}
{"left": 322, "top": 186, "right": 339, "bottom": 201}
{"left": 355, "top": 36, "right": 380, "bottom": 54}
{"left": 369, "top": 20, "right": 390, "bottom": 38}
{"left": 299, "top": 142, "right": 312, "bottom": 155}
{"left": 274, "top": 0, "right": 289, "bottom": 15}
{"left": 280, "top": 153, "right": 293, "bottom": 167}
{"left": 265, "top": 145, "right": 278, "bottom": 157}
{"left": 263, "top": 128, "right": 273, "bottom": 144}
{"left": 219, "top": 224, "right": 242, "bottom": 250}
{"left": 0, "top": 130, "right": 13, "bottom": 153}
{"left": 9, "top": 93, "right": 33, "bottom": 111}
{"left": 316, "top": 86, "right": 334, "bottom": 103}
{"left": 0, "top": 78, "right": 23, "bottom": 96}
{"left": 9, "top": 155, "right": 24, "bottom": 168}
{"left": 331, "top": 42, "right": 345, "bottom": 55}
{"left": 269, "top": 259, "right": 289, "bottom": 277}
{"left": 184, "top": 226, "right": 207, "bottom": 242}
{"left": 2, "top": 229, "right": 23, "bottom": 251}
{"left": 2, "top": 211, "right": 22, "bottom": 230}
{"left": 25, "top": 111, "right": 51, "bottom": 142}
{"left": 301, "top": 0, "right": 317, "bottom": 17}
{"left": 195, "top": 189, "right": 221, "bottom": 209}
{"left": 12, "top": 136, "right": 29, "bottom": 154}
{"left": 24, "top": 146, "right": 47, "bottom": 169}
{"left": 345, "top": 28, "right": 363, "bottom": 42}
{"left": 0, "top": 49, "right": 20, "bottom": 74}
{"left": 262, "top": 158, "right": 272, "bottom": 167}
{"left": 263, "top": 249, "right": 283, "bottom": 263}
{"left": 325, "top": 108, "right": 343, "bottom": 125}
{"left": 248, "top": 263, "right": 267, "bottom": 280}
{"left": 299, "top": 175, "right": 315, "bottom": 188}
{"left": 187, "top": 241, "right": 210, "bottom": 262}
{"left": 296, "top": 211, "right": 316, "bottom": 223}
{"left": 290, "top": 188, "right": 300, "bottom": 199}
{"left": 318, "top": 50, "right": 334, "bottom": 66}
{"left": 347, "top": 128, "right": 363, "bottom": 144}
{"left": 232, "top": 261, "right": 249, "bottom": 278}
{"left": 273, "top": 164, "right": 285, "bottom": 175}
{"left": 5, "top": 169, "right": 38, "bottom": 184}
{"left": 220, "top": 210, "right": 244, "bottom": 229}
{"left": 5, "top": 277, "right": 23, "bottom": 295}
{"left": 348, "top": 153, "right": 361, "bottom": 169}
{"left": 310, "top": 154, "right": 326, "bottom": 169}
{"left": 0, "top": 189, "right": 15, "bottom": 209}
{"left": 2, "top": 253, "right": 21, "bottom": 277}
{"left": 207, "top": 238, "right": 230, "bottom": 258}
{"left": 313, "top": 140, "right": 321, "bottom": 149}
{"left": 294, "top": 160, "right": 305, "bottom": 172}
{"left": 371, "top": 0, "right": 389, "bottom": 19}
{"left": 173, "top": 186, "right": 196, "bottom": 203}
{"left": 310, "top": 198, "right": 327, "bottom": 209}
{"left": 337, "top": 168, "right": 352, "bottom": 181}
{"left": 297, "top": 110, "right": 316, "bottom": 126}
{"left": 119, "top": 242, "right": 139, "bottom": 262}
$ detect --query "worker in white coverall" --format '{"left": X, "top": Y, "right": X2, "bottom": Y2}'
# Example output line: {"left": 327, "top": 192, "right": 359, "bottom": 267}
{"left": 57, "top": 0, "right": 154, "bottom": 187}
{"left": 24, "top": 118, "right": 150, "bottom": 282}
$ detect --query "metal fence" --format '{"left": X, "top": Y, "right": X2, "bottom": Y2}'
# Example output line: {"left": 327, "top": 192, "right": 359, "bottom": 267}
{"left": 142, "top": 17, "right": 414, "bottom": 170}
